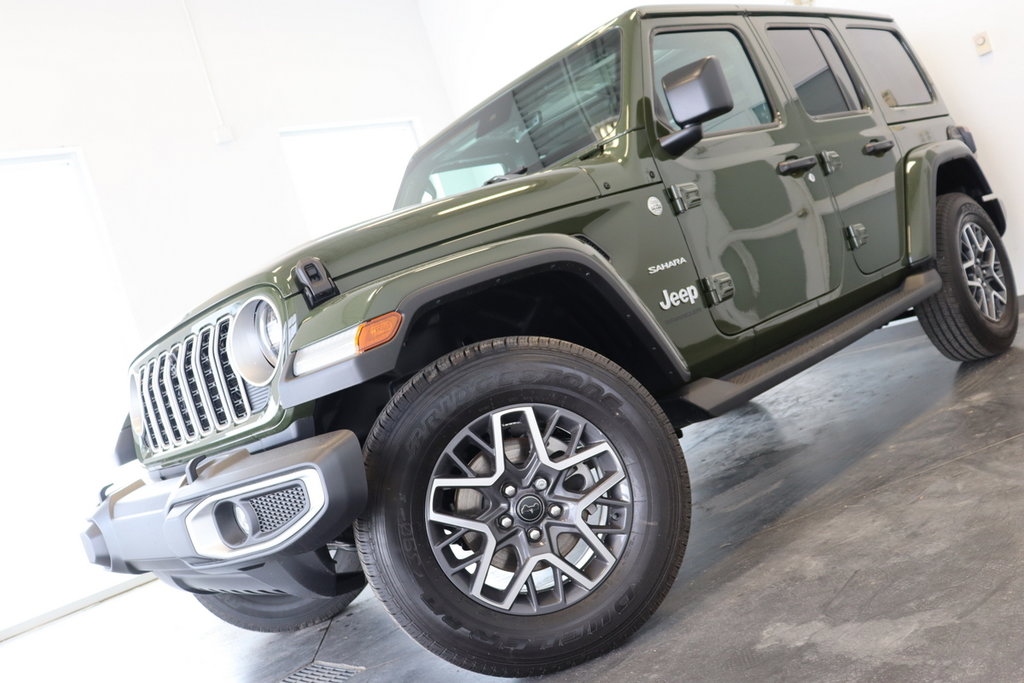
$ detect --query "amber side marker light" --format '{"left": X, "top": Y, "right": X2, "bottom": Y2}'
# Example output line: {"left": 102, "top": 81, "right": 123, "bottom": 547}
{"left": 357, "top": 311, "right": 403, "bottom": 352}
{"left": 292, "top": 310, "right": 404, "bottom": 377}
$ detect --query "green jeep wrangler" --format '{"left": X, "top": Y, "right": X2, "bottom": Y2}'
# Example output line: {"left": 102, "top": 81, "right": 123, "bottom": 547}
{"left": 83, "top": 5, "right": 1017, "bottom": 677}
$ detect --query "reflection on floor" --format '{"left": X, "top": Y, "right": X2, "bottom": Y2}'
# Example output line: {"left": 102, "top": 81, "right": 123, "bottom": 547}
{"left": 3, "top": 320, "right": 1023, "bottom": 682}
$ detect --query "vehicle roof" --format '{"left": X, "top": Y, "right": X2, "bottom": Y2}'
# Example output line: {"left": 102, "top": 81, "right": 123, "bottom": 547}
{"left": 634, "top": 4, "right": 893, "bottom": 22}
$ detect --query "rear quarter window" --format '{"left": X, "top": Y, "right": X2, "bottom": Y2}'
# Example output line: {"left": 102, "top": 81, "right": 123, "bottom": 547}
{"left": 846, "top": 28, "right": 932, "bottom": 107}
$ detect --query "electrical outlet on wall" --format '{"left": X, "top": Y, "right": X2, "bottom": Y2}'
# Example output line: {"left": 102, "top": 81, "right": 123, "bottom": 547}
{"left": 974, "top": 31, "right": 993, "bottom": 56}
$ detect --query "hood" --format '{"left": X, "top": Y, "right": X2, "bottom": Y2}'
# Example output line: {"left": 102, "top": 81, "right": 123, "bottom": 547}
{"left": 185, "top": 167, "right": 600, "bottom": 318}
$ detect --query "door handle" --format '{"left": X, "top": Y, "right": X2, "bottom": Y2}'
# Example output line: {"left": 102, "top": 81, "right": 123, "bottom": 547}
{"left": 776, "top": 155, "right": 818, "bottom": 176}
{"left": 862, "top": 138, "right": 895, "bottom": 157}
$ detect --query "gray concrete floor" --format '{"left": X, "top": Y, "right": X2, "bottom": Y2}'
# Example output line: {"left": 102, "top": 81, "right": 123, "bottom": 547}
{"left": 3, "top": 319, "right": 1023, "bottom": 682}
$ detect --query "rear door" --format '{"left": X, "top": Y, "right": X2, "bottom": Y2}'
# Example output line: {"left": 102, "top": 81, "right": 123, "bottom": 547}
{"left": 645, "top": 16, "right": 845, "bottom": 337}
{"left": 751, "top": 16, "right": 902, "bottom": 275}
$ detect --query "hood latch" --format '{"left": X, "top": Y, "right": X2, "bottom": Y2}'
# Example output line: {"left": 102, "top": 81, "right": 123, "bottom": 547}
{"left": 293, "top": 256, "right": 339, "bottom": 309}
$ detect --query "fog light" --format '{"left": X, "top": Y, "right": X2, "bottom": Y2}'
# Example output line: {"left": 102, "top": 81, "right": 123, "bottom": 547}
{"left": 184, "top": 469, "right": 327, "bottom": 560}
{"left": 233, "top": 502, "right": 253, "bottom": 537}
{"left": 214, "top": 500, "right": 256, "bottom": 547}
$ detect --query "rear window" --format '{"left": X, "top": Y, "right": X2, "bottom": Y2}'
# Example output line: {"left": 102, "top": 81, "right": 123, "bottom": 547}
{"left": 846, "top": 28, "right": 932, "bottom": 107}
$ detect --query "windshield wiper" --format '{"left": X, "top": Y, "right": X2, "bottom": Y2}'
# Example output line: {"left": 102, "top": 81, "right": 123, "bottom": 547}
{"left": 484, "top": 166, "right": 529, "bottom": 186}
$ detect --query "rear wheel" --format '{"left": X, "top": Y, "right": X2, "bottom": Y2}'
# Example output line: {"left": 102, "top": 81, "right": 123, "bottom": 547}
{"left": 917, "top": 192, "right": 1018, "bottom": 360}
{"left": 355, "top": 337, "right": 690, "bottom": 677}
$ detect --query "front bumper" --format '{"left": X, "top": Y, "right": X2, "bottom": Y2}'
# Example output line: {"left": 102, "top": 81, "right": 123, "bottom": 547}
{"left": 82, "top": 430, "right": 367, "bottom": 597}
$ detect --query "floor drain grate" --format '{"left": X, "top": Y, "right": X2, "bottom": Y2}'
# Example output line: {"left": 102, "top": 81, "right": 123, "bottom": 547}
{"left": 280, "top": 661, "right": 360, "bottom": 683}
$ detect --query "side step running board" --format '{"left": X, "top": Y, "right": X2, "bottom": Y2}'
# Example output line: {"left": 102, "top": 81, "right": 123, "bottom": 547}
{"left": 671, "top": 270, "right": 942, "bottom": 419}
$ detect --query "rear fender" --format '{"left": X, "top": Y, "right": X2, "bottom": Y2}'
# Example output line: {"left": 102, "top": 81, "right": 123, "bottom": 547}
{"left": 903, "top": 139, "right": 1004, "bottom": 266}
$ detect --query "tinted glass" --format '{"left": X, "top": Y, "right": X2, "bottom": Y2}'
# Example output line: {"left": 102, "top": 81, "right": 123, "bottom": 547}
{"left": 395, "top": 30, "right": 621, "bottom": 208}
{"left": 653, "top": 30, "right": 773, "bottom": 135}
{"left": 847, "top": 28, "right": 932, "bottom": 107}
{"left": 768, "top": 28, "right": 860, "bottom": 116}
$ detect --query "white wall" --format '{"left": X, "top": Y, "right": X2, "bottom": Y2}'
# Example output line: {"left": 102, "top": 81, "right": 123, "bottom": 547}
{"left": 0, "top": 0, "right": 455, "bottom": 631}
{"left": 415, "top": 0, "right": 1024, "bottom": 272}
{"left": 280, "top": 121, "right": 421, "bottom": 236}
{"left": 0, "top": 0, "right": 453, "bottom": 341}
{"left": 0, "top": 150, "right": 141, "bottom": 632}
{"left": 416, "top": 0, "right": 633, "bottom": 115}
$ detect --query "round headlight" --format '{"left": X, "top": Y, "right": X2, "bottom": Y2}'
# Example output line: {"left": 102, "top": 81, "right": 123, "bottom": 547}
{"left": 255, "top": 300, "right": 282, "bottom": 363}
{"left": 228, "top": 297, "right": 284, "bottom": 387}
{"left": 128, "top": 373, "right": 145, "bottom": 436}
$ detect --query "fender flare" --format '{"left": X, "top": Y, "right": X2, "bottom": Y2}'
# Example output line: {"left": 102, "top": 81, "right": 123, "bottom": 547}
{"left": 902, "top": 139, "right": 1004, "bottom": 266}
{"left": 278, "top": 234, "right": 690, "bottom": 408}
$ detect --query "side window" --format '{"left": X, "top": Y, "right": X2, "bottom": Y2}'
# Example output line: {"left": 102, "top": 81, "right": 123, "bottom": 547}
{"left": 653, "top": 30, "right": 773, "bottom": 135}
{"left": 846, "top": 28, "right": 932, "bottom": 107}
{"left": 767, "top": 28, "right": 861, "bottom": 117}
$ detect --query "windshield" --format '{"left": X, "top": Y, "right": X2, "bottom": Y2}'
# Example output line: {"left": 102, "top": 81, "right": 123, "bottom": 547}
{"left": 394, "top": 29, "right": 622, "bottom": 209}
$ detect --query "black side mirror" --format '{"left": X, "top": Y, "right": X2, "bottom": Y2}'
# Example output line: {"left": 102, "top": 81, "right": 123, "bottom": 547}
{"left": 659, "top": 56, "right": 734, "bottom": 157}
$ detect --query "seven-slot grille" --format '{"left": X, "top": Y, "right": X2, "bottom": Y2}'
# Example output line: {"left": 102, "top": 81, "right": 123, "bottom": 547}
{"left": 137, "top": 316, "right": 255, "bottom": 453}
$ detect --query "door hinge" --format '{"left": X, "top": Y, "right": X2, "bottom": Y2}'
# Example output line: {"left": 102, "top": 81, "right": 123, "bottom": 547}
{"left": 843, "top": 223, "right": 869, "bottom": 250}
{"left": 819, "top": 149, "right": 843, "bottom": 176}
{"left": 667, "top": 182, "right": 702, "bottom": 214}
{"left": 700, "top": 272, "right": 735, "bottom": 306}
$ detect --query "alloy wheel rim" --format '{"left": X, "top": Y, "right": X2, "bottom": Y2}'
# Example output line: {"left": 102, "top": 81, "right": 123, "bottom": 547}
{"left": 960, "top": 220, "right": 1008, "bottom": 322}
{"left": 425, "top": 404, "right": 633, "bottom": 615}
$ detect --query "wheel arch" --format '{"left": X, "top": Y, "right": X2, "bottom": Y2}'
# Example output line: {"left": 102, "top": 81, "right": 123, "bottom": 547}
{"left": 391, "top": 257, "right": 690, "bottom": 395}
{"left": 903, "top": 140, "right": 1006, "bottom": 266}
{"left": 279, "top": 234, "right": 690, "bottom": 439}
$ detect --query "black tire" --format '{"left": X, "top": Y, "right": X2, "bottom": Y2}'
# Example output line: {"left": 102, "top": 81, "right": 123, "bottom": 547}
{"left": 917, "top": 192, "right": 1018, "bottom": 361}
{"left": 354, "top": 337, "right": 690, "bottom": 677}
{"left": 195, "top": 571, "right": 365, "bottom": 632}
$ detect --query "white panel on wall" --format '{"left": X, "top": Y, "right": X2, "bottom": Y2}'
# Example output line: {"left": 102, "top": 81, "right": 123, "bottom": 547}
{"left": 280, "top": 121, "right": 420, "bottom": 237}
{"left": 0, "top": 151, "right": 139, "bottom": 633}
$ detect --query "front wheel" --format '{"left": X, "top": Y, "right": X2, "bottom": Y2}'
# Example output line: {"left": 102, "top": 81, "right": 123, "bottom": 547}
{"left": 917, "top": 192, "right": 1018, "bottom": 360}
{"left": 355, "top": 337, "right": 690, "bottom": 677}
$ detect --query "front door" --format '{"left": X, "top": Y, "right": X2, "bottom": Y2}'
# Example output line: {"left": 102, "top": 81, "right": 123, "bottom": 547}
{"left": 647, "top": 18, "right": 845, "bottom": 336}
{"left": 752, "top": 17, "right": 902, "bottom": 275}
